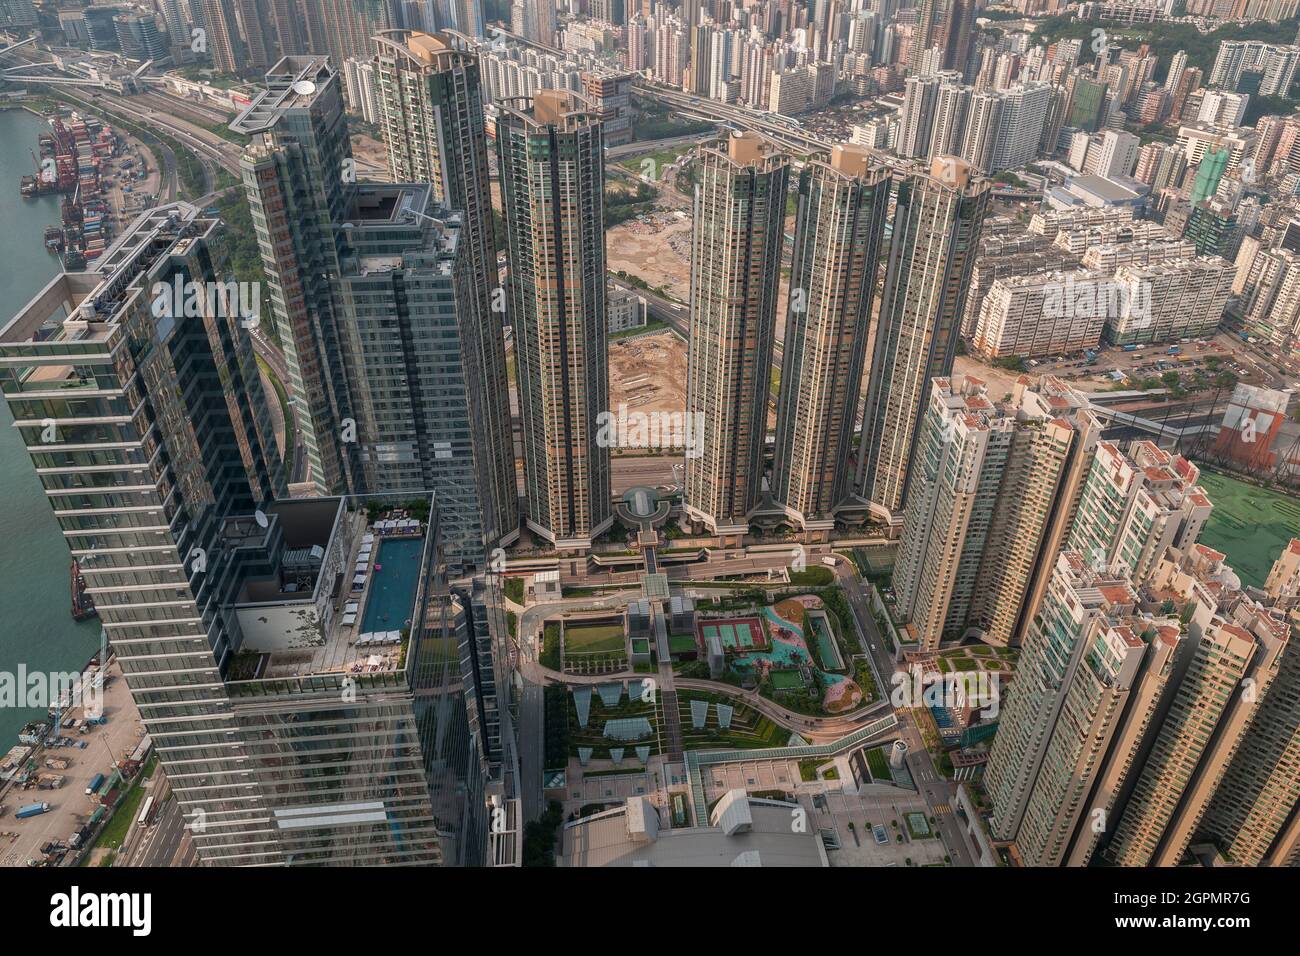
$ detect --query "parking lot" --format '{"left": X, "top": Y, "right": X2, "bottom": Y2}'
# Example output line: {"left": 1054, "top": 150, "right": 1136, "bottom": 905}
{"left": 968, "top": 328, "right": 1289, "bottom": 396}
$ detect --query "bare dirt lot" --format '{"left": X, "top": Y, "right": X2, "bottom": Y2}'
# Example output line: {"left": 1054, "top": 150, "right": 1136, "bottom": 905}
{"left": 953, "top": 356, "right": 1027, "bottom": 400}
{"left": 351, "top": 132, "right": 390, "bottom": 182}
{"left": 609, "top": 329, "right": 687, "bottom": 417}
{"left": 606, "top": 215, "right": 693, "bottom": 302}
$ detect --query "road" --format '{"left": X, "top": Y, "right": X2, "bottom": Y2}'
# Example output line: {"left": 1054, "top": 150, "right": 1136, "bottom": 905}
{"left": 610, "top": 276, "right": 688, "bottom": 338}
{"left": 830, "top": 557, "right": 976, "bottom": 867}
{"left": 605, "top": 131, "right": 715, "bottom": 162}
{"left": 124, "top": 789, "right": 182, "bottom": 866}
{"left": 3, "top": 43, "right": 245, "bottom": 180}
{"left": 610, "top": 454, "right": 678, "bottom": 495}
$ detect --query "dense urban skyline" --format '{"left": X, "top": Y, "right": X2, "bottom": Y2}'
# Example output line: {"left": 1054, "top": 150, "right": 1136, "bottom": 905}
{"left": 0, "top": 0, "right": 1298, "bottom": 897}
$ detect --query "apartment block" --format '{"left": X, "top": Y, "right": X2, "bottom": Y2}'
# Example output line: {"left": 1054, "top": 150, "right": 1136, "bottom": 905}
{"left": 1264, "top": 539, "right": 1300, "bottom": 598}
{"left": 1079, "top": 238, "right": 1197, "bottom": 271}
{"left": 772, "top": 146, "right": 889, "bottom": 535}
{"left": 986, "top": 553, "right": 1139, "bottom": 840}
{"left": 1105, "top": 258, "right": 1235, "bottom": 346}
{"left": 960, "top": 234, "right": 1081, "bottom": 337}
{"left": 1107, "top": 608, "right": 1287, "bottom": 866}
{"left": 894, "top": 376, "right": 1087, "bottom": 651}
{"left": 499, "top": 90, "right": 612, "bottom": 549}
{"left": 684, "top": 132, "right": 788, "bottom": 540}
{"left": 972, "top": 269, "right": 1108, "bottom": 359}
{"left": 1016, "top": 615, "right": 1184, "bottom": 867}
{"left": 856, "top": 157, "right": 990, "bottom": 525}
{"left": 1199, "top": 603, "right": 1300, "bottom": 866}
{"left": 1066, "top": 440, "right": 1212, "bottom": 586}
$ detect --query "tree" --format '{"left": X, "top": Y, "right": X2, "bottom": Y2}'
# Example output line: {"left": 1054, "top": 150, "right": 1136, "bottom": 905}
{"left": 1207, "top": 370, "right": 1239, "bottom": 423}
{"left": 521, "top": 800, "right": 565, "bottom": 867}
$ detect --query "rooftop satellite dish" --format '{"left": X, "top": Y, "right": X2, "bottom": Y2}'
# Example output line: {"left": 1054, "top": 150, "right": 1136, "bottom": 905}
{"left": 254, "top": 508, "right": 269, "bottom": 529}
{"left": 291, "top": 79, "right": 317, "bottom": 96}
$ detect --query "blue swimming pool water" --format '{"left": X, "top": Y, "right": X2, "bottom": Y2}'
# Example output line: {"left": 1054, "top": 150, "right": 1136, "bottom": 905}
{"left": 360, "top": 538, "right": 423, "bottom": 633}
{"left": 733, "top": 606, "right": 847, "bottom": 684}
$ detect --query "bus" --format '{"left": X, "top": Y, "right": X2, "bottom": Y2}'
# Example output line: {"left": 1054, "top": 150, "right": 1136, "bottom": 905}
{"left": 136, "top": 795, "right": 156, "bottom": 828}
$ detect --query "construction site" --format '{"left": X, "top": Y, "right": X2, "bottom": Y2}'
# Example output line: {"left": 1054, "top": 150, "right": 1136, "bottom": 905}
{"left": 609, "top": 329, "right": 688, "bottom": 423}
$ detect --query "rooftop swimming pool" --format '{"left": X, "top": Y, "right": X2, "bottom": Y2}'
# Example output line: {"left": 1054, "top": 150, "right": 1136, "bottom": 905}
{"left": 360, "top": 537, "right": 423, "bottom": 634}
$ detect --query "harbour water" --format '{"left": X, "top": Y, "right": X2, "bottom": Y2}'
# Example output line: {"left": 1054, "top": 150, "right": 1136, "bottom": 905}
{"left": 0, "top": 107, "right": 103, "bottom": 746}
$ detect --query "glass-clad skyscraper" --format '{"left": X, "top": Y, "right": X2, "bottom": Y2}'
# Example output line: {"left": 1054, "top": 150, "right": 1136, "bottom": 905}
{"left": 237, "top": 56, "right": 514, "bottom": 569}
{"left": 0, "top": 202, "right": 490, "bottom": 865}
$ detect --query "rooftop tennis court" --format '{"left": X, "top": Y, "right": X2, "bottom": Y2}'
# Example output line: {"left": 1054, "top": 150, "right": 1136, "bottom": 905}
{"left": 697, "top": 616, "right": 768, "bottom": 653}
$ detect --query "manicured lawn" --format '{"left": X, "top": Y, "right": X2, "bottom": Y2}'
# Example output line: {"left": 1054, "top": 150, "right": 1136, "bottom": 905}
{"left": 565, "top": 623, "right": 626, "bottom": 653}
{"left": 797, "top": 758, "right": 838, "bottom": 781}
{"left": 88, "top": 753, "right": 160, "bottom": 856}
{"left": 255, "top": 355, "right": 294, "bottom": 469}
{"left": 787, "top": 566, "right": 833, "bottom": 586}
{"left": 568, "top": 692, "right": 659, "bottom": 759}
{"left": 864, "top": 746, "right": 893, "bottom": 782}
{"left": 618, "top": 146, "right": 688, "bottom": 175}
{"left": 583, "top": 767, "right": 647, "bottom": 777}
{"left": 669, "top": 632, "right": 698, "bottom": 654}
{"left": 678, "top": 691, "right": 790, "bottom": 750}
{"left": 93, "top": 785, "right": 148, "bottom": 852}
{"left": 611, "top": 318, "right": 669, "bottom": 340}
{"left": 769, "top": 669, "right": 805, "bottom": 690}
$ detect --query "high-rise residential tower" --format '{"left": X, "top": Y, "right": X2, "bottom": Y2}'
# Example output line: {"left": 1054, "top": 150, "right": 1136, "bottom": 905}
{"left": 1201, "top": 612, "right": 1300, "bottom": 866}
{"left": 893, "top": 375, "right": 1093, "bottom": 651}
{"left": 373, "top": 30, "right": 519, "bottom": 549}
{"left": 855, "top": 156, "right": 990, "bottom": 526}
{"left": 302, "top": 0, "right": 394, "bottom": 66}
{"left": 772, "top": 145, "right": 889, "bottom": 537}
{"left": 909, "top": 0, "right": 976, "bottom": 75}
{"left": 499, "top": 90, "right": 612, "bottom": 549}
{"left": 683, "top": 131, "right": 788, "bottom": 541}
{"left": 199, "top": 0, "right": 243, "bottom": 73}
{"left": 1015, "top": 615, "right": 1184, "bottom": 867}
{"left": 1065, "top": 439, "right": 1212, "bottom": 586}
{"left": 1106, "top": 610, "right": 1287, "bottom": 866}
{"left": 238, "top": 58, "right": 514, "bottom": 567}
{"left": 512, "top": 0, "right": 556, "bottom": 47}
{"left": 898, "top": 73, "right": 941, "bottom": 159}
{"left": 234, "top": 57, "right": 357, "bottom": 496}
{"left": 337, "top": 187, "right": 513, "bottom": 568}
{"left": 985, "top": 553, "right": 1139, "bottom": 841}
